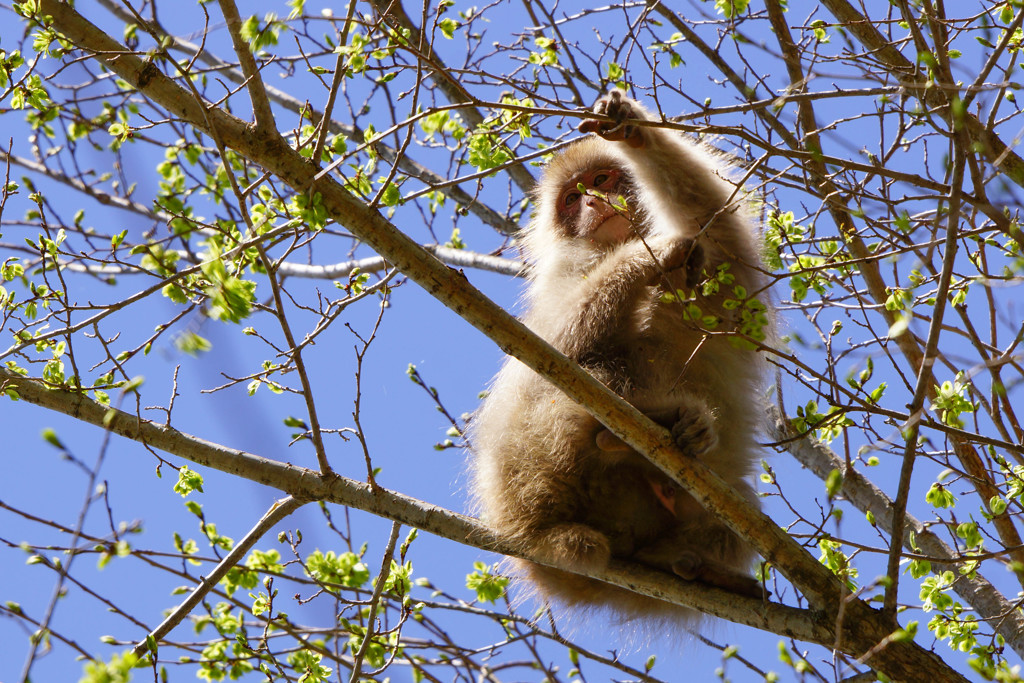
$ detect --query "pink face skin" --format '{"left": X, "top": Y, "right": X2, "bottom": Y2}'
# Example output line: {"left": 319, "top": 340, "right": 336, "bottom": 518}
{"left": 556, "top": 168, "right": 633, "bottom": 244}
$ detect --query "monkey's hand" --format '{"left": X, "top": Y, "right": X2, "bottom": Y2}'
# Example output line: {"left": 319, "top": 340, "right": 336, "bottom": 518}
{"left": 670, "top": 399, "right": 718, "bottom": 459}
{"left": 594, "top": 396, "right": 716, "bottom": 458}
{"left": 578, "top": 89, "right": 646, "bottom": 148}
{"left": 652, "top": 237, "right": 706, "bottom": 290}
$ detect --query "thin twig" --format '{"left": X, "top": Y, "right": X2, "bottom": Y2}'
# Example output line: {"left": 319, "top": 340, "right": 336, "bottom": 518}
{"left": 130, "top": 495, "right": 305, "bottom": 660}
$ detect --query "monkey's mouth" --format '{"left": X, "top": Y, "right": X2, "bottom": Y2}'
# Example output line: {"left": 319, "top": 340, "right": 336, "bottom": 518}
{"left": 588, "top": 213, "right": 632, "bottom": 244}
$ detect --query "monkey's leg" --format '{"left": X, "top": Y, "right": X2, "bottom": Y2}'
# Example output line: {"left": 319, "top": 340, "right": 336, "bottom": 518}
{"left": 666, "top": 405, "right": 764, "bottom": 595}
{"left": 532, "top": 522, "right": 612, "bottom": 572}
{"left": 507, "top": 427, "right": 614, "bottom": 572}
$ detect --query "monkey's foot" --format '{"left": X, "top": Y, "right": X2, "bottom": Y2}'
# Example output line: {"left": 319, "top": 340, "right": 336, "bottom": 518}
{"left": 578, "top": 89, "right": 645, "bottom": 148}
{"left": 671, "top": 401, "right": 718, "bottom": 458}
{"left": 537, "top": 523, "right": 612, "bottom": 572}
{"left": 671, "top": 552, "right": 764, "bottom": 598}
{"left": 670, "top": 550, "right": 703, "bottom": 580}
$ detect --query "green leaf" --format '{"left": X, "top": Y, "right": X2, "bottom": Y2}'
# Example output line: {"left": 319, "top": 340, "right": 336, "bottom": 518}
{"left": 925, "top": 483, "right": 956, "bottom": 509}
{"left": 173, "top": 465, "right": 205, "bottom": 497}
{"left": 41, "top": 427, "right": 63, "bottom": 449}
{"left": 465, "top": 561, "right": 508, "bottom": 603}
{"left": 380, "top": 181, "right": 402, "bottom": 207}
{"left": 438, "top": 18, "right": 458, "bottom": 39}
{"left": 305, "top": 550, "right": 370, "bottom": 591}
{"left": 890, "top": 621, "right": 918, "bottom": 642}
{"left": 825, "top": 469, "right": 843, "bottom": 500}
{"left": 80, "top": 650, "right": 139, "bottom": 683}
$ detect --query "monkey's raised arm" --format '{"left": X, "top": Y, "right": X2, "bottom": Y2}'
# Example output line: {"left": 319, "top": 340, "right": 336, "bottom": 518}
{"left": 579, "top": 90, "right": 752, "bottom": 246}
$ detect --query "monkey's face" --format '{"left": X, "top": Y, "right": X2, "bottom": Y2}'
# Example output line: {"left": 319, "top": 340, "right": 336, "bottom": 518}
{"left": 557, "top": 167, "right": 633, "bottom": 245}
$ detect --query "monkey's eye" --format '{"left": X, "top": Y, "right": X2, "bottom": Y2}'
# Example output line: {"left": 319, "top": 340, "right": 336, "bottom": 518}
{"left": 561, "top": 190, "right": 581, "bottom": 210}
{"left": 591, "top": 169, "right": 619, "bottom": 190}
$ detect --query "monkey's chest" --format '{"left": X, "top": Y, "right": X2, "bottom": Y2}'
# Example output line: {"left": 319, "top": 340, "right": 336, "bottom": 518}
{"left": 590, "top": 336, "right": 695, "bottom": 405}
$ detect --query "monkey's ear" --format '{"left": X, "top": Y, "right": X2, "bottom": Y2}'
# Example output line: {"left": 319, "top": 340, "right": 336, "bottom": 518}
{"left": 595, "top": 429, "right": 632, "bottom": 452}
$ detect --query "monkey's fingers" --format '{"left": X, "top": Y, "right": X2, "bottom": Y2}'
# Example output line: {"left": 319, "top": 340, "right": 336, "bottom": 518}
{"left": 655, "top": 237, "right": 696, "bottom": 273}
{"left": 576, "top": 118, "right": 626, "bottom": 138}
{"left": 683, "top": 243, "right": 706, "bottom": 289}
{"left": 670, "top": 403, "right": 719, "bottom": 458}
{"left": 578, "top": 119, "right": 645, "bottom": 147}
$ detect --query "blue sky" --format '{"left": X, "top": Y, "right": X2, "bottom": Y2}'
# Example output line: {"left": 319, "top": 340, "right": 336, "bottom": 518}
{"left": 2, "top": 0, "right": 1022, "bottom": 680}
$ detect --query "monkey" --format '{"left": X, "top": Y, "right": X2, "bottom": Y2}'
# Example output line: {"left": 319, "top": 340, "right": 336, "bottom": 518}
{"left": 469, "top": 88, "right": 771, "bottom": 621}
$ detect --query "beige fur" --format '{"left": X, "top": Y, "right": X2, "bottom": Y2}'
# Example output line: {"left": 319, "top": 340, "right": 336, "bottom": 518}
{"left": 469, "top": 90, "right": 770, "bottom": 623}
